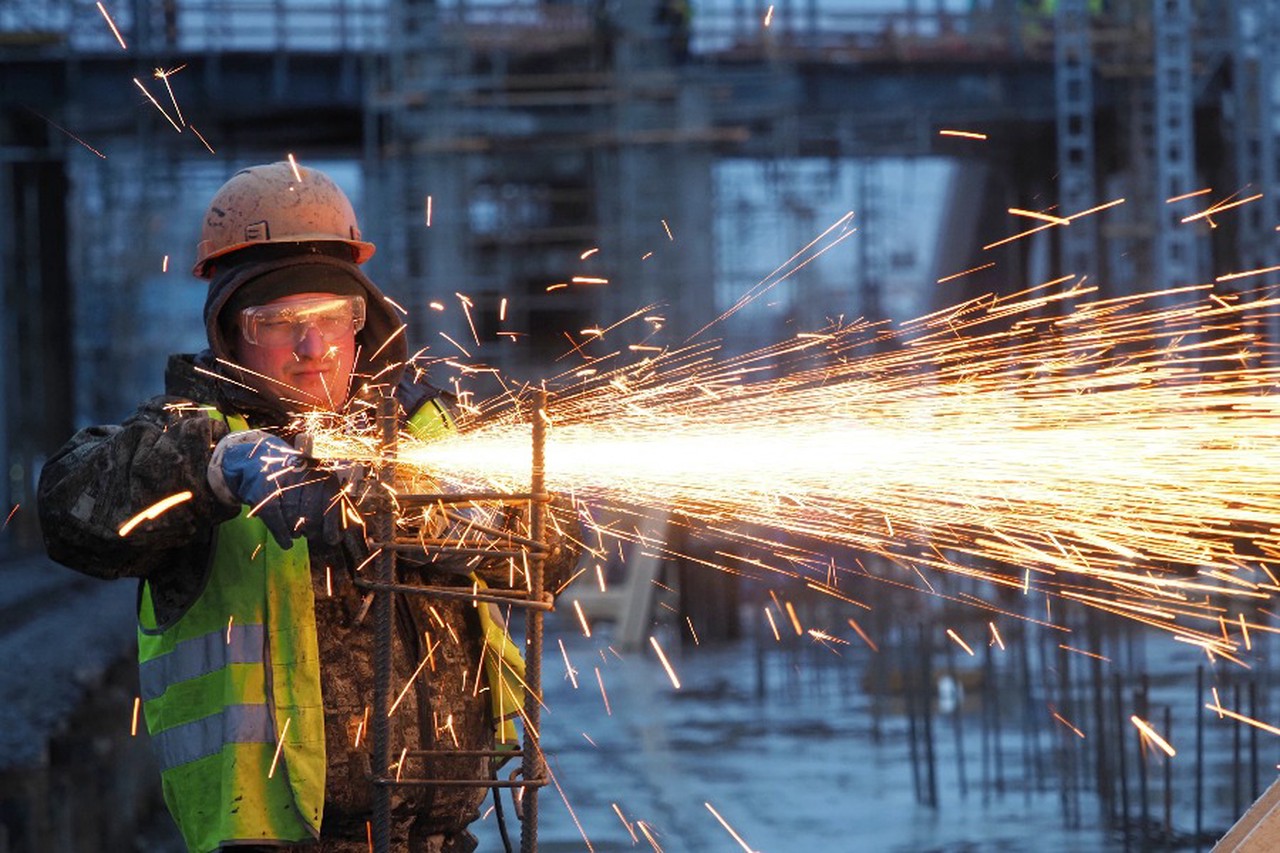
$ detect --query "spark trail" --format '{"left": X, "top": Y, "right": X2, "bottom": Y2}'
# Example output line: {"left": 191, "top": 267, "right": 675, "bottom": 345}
{"left": 311, "top": 280, "right": 1280, "bottom": 648}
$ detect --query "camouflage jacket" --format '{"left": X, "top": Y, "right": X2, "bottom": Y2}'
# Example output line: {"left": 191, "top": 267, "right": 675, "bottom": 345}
{"left": 37, "top": 352, "right": 579, "bottom": 846}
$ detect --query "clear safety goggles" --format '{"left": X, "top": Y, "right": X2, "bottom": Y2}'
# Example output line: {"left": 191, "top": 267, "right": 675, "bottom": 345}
{"left": 238, "top": 295, "right": 367, "bottom": 348}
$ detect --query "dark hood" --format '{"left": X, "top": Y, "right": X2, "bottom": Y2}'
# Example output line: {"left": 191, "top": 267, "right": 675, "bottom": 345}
{"left": 197, "top": 254, "right": 409, "bottom": 421}
{"left": 163, "top": 351, "right": 292, "bottom": 427}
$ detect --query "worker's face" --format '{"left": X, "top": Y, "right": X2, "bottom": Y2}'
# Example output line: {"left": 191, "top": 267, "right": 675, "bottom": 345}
{"left": 233, "top": 291, "right": 362, "bottom": 411}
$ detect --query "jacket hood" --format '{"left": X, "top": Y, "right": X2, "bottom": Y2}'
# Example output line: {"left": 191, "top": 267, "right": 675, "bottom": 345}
{"left": 164, "top": 351, "right": 292, "bottom": 427}
{"left": 200, "top": 255, "right": 408, "bottom": 419}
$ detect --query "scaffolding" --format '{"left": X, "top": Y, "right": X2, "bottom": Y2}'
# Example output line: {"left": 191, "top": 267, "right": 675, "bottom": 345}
{"left": 369, "top": 1, "right": 1048, "bottom": 377}
{"left": 1229, "top": 0, "right": 1280, "bottom": 356}
{"left": 1053, "top": 0, "right": 1099, "bottom": 286}
{"left": 1151, "top": 0, "right": 1201, "bottom": 289}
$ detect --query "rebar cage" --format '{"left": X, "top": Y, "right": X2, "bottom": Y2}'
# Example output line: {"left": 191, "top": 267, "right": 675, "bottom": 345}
{"left": 359, "top": 390, "right": 551, "bottom": 853}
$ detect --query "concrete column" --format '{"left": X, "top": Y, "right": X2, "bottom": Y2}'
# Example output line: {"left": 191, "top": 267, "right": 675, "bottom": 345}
{"left": 0, "top": 147, "right": 74, "bottom": 553}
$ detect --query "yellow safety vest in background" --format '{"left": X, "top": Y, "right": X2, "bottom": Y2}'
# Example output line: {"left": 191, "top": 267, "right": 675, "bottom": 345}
{"left": 406, "top": 398, "right": 528, "bottom": 751}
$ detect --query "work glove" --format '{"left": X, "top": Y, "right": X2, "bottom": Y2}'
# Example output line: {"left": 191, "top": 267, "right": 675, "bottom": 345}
{"left": 208, "top": 429, "right": 345, "bottom": 549}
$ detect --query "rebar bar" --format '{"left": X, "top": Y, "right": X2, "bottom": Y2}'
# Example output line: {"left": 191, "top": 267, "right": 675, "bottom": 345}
{"left": 1195, "top": 665, "right": 1204, "bottom": 852}
{"left": 522, "top": 389, "right": 548, "bottom": 853}
{"left": 372, "top": 394, "right": 399, "bottom": 853}
{"left": 371, "top": 543, "right": 545, "bottom": 558}
{"left": 354, "top": 578, "right": 554, "bottom": 610}
{"left": 1115, "top": 673, "right": 1130, "bottom": 851}
{"left": 394, "top": 491, "right": 548, "bottom": 505}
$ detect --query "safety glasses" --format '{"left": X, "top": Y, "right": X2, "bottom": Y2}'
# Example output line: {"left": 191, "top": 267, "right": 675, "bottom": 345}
{"left": 238, "top": 295, "right": 366, "bottom": 348}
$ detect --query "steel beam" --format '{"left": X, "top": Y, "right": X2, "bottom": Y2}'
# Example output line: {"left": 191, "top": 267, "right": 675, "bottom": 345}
{"left": 1152, "top": 0, "right": 1201, "bottom": 288}
{"left": 1054, "top": 0, "right": 1099, "bottom": 285}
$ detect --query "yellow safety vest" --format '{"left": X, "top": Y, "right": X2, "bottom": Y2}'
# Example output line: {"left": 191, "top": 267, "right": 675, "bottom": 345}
{"left": 138, "top": 411, "right": 324, "bottom": 853}
{"left": 139, "top": 399, "right": 527, "bottom": 852}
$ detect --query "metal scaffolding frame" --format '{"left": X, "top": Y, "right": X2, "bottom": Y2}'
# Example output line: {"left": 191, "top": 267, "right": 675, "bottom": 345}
{"left": 1230, "top": 0, "right": 1280, "bottom": 314}
{"left": 1053, "top": 0, "right": 1099, "bottom": 286}
{"left": 1231, "top": 0, "right": 1277, "bottom": 267}
{"left": 1152, "top": 0, "right": 1200, "bottom": 289}
{"left": 856, "top": 158, "right": 887, "bottom": 323}
{"left": 362, "top": 391, "right": 551, "bottom": 853}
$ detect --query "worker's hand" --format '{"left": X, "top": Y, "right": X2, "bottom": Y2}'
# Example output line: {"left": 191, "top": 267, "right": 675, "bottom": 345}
{"left": 208, "top": 429, "right": 345, "bottom": 549}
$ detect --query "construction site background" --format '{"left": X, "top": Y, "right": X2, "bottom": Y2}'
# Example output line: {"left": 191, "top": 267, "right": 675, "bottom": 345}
{"left": 1, "top": 0, "right": 1278, "bottom": 849}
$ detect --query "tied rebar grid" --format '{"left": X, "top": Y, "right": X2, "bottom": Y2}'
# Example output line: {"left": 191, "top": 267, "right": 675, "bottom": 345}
{"left": 366, "top": 390, "right": 551, "bottom": 853}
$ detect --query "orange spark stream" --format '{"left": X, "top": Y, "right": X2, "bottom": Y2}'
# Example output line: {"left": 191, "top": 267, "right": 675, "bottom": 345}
{"left": 309, "top": 284, "right": 1280, "bottom": 648}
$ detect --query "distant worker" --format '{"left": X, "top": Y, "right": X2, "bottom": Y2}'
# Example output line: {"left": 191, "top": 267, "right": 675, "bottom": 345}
{"left": 163, "top": 0, "right": 178, "bottom": 48}
{"left": 38, "top": 162, "right": 580, "bottom": 853}
{"left": 1019, "top": 0, "right": 1104, "bottom": 12}
{"left": 1016, "top": 0, "right": 1105, "bottom": 51}
{"left": 591, "top": 0, "right": 618, "bottom": 70}
{"left": 654, "top": 0, "right": 692, "bottom": 64}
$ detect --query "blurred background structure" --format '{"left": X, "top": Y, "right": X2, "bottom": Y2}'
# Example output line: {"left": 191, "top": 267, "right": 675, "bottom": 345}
{"left": 8, "top": 0, "right": 1279, "bottom": 554}
{"left": 2, "top": 1, "right": 1279, "bottom": 850}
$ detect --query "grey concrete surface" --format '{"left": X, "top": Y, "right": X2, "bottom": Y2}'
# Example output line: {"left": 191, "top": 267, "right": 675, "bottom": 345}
{"left": 0, "top": 557, "right": 137, "bottom": 769}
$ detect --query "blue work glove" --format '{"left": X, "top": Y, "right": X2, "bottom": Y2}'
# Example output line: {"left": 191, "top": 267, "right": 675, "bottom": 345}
{"left": 208, "top": 429, "right": 345, "bottom": 549}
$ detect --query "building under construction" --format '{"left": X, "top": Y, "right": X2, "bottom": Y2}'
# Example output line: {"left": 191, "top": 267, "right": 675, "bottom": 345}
{"left": 3, "top": 1, "right": 1280, "bottom": 850}
{"left": 3, "top": 0, "right": 1277, "bottom": 550}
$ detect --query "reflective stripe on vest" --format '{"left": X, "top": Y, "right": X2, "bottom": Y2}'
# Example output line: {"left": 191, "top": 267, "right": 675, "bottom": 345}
{"left": 138, "top": 622, "right": 265, "bottom": 703}
{"left": 137, "top": 410, "right": 324, "bottom": 853}
{"left": 149, "top": 703, "right": 274, "bottom": 771}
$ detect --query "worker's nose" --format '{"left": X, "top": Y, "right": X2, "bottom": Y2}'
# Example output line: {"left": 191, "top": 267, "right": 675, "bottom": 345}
{"left": 295, "top": 325, "right": 329, "bottom": 359}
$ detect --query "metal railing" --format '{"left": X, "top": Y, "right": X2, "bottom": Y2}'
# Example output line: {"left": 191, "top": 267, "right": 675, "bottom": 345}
{"left": 0, "top": 0, "right": 1054, "bottom": 60}
{"left": 2, "top": 0, "right": 388, "bottom": 54}
{"left": 0, "top": 0, "right": 1235, "bottom": 68}
{"left": 0, "top": 0, "right": 1239, "bottom": 64}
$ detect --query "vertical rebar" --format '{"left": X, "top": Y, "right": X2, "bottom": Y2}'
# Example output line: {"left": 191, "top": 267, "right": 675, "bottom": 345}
{"left": 1056, "top": 642, "right": 1073, "bottom": 827}
{"left": 921, "top": 623, "right": 938, "bottom": 808}
{"left": 904, "top": 634, "right": 923, "bottom": 805}
{"left": 1195, "top": 665, "right": 1204, "bottom": 852}
{"left": 1090, "top": 611, "right": 1113, "bottom": 829}
{"left": 870, "top": 606, "right": 886, "bottom": 743}
{"left": 521, "top": 389, "right": 548, "bottom": 853}
{"left": 1233, "top": 681, "right": 1243, "bottom": 819}
{"left": 990, "top": 636, "right": 1004, "bottom": 796}
{"left": 1115, "top": 674, "right": 1131, "bottom": 852}
{"left": 946, "top": 640, "right": 968, "bottom": 799}
{"left": 1163, "top": 706, "right": 1173, "bottom": 848}
{"left": 1250, "top": 678, "right": 1260, "bottom": 802}
{"left": 980, "top": 639, "right": 992, "bottom": 805}
{"left": 1020, "top": 624, "right": 1035, "bottom": 806}
{"left": 1138, "top": 675, "right": 1150, "bottom": 843}
{"left": 372, "top": 394, "right": 399, "bottom": 853}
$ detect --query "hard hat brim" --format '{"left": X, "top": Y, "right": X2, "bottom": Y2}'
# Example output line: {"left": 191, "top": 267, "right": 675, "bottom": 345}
{"left": 193, "top": 236, "right": 376, "bottom": 278}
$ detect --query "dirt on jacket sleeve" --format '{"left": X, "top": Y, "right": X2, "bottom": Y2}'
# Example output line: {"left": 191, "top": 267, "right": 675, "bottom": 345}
{"left": 37, "top": 395, "right": 240, "bottom": 582}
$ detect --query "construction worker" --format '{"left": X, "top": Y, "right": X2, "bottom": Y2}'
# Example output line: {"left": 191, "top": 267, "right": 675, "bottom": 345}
{"left": 1016, "top": 0, "right": 1104, "bottom": 13}
{"left": 653, "top": 0, "right": 692, "bottom": 63}
{"left": 37, "top": 162, "right": 580, "bottom": 853}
